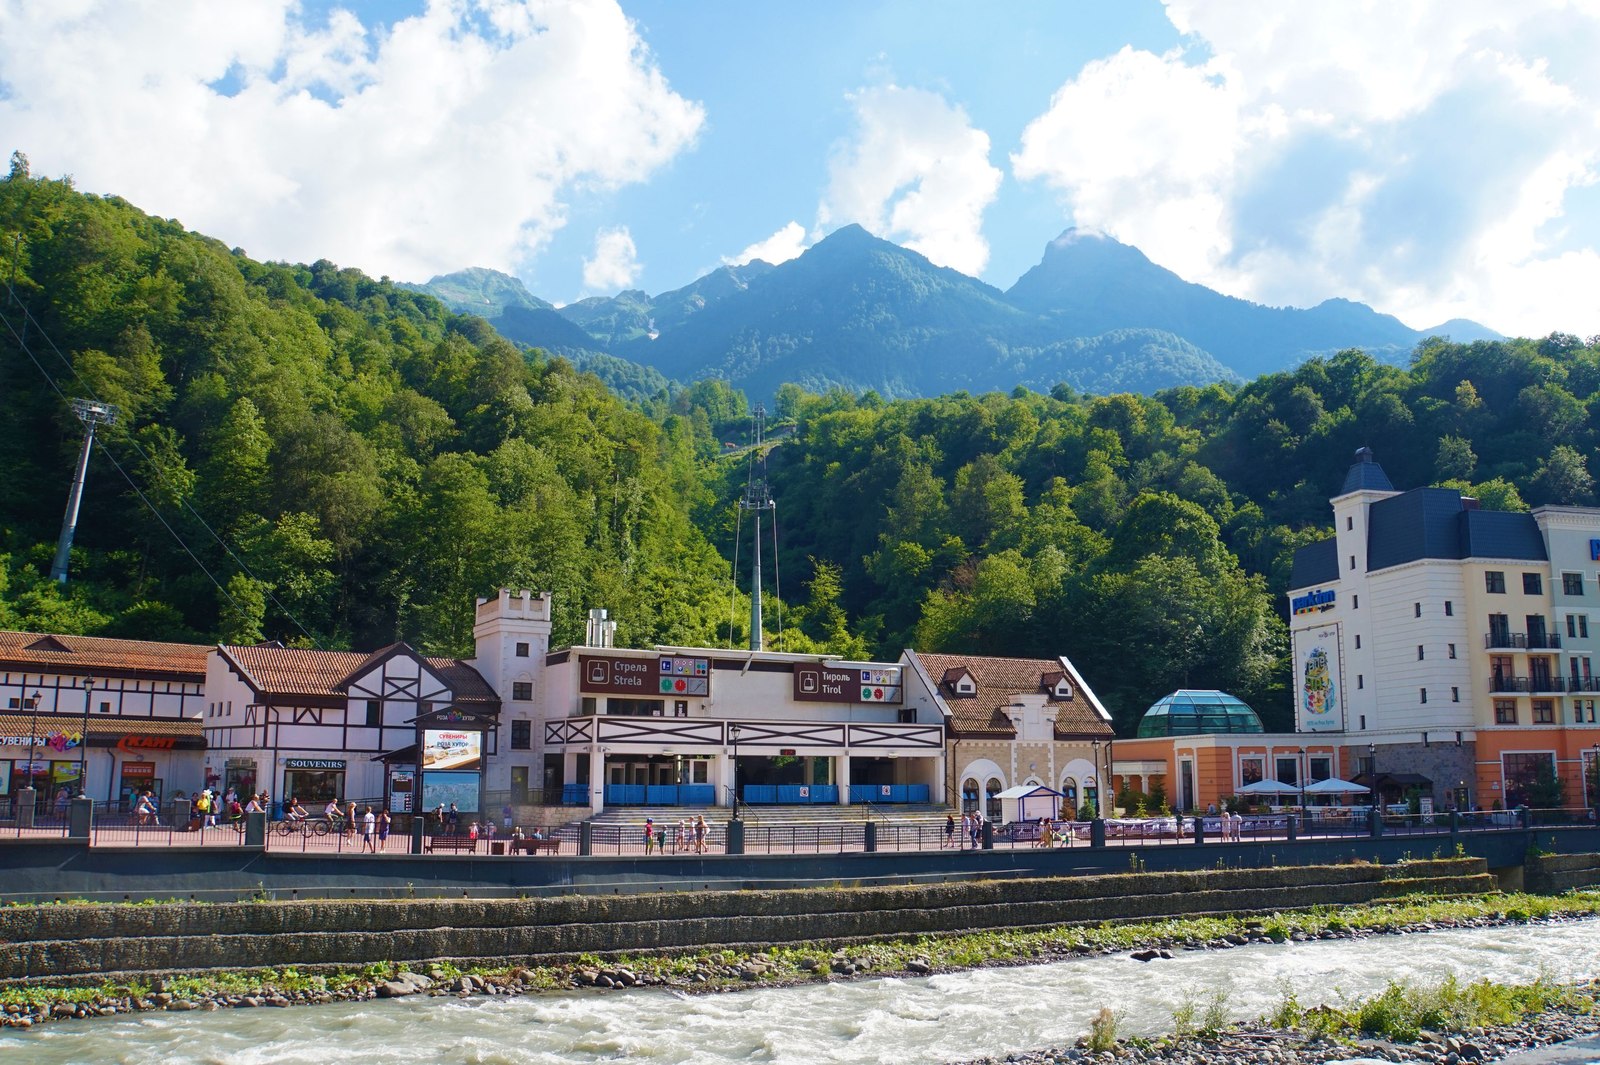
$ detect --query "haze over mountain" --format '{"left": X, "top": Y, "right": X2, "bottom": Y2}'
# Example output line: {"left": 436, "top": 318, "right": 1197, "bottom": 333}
{"left": 415, "top": 227, "right": 1500, "bottom": 400}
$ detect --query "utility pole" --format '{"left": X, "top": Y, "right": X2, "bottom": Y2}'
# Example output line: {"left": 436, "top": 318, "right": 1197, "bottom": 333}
{"left": 50, "top": 398, "right": 118, "bottom": 584}
{"left": 739, "top": 405, "right": 775, "bottom": 652}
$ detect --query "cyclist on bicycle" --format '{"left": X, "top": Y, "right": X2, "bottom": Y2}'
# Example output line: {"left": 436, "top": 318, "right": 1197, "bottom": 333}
{"left": 323, "top": 797, "right": 341, "bottom": 822}
{"left": 285, "top": 798, "right": 307, "bottom": 822}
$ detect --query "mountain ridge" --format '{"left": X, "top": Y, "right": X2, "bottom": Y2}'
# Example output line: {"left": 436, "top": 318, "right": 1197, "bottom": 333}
{"left": 411, "top": 226, "right": 1499, "bottom": 399}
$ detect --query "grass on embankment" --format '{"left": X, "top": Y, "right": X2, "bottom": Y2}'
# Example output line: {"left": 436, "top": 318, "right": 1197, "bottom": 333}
{"left": 3, "top": 889, "right": 1599, "bottom": 1023}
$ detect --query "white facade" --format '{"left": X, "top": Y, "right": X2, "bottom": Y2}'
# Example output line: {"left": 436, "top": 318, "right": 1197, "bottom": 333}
{"left": 0, "top": 632, "right": 208, "bottom": 807}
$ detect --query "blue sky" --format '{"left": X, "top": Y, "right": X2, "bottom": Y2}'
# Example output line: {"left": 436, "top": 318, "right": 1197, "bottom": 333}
{"left": 3, "top": 1, "right": 1599, "bottom": 335}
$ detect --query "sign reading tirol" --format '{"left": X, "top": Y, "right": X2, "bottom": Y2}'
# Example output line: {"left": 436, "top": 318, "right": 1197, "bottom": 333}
{"left": 581, "top": 655, "right": 711, "bottom": 697}
{"left": 793, "top": 664, "right": 903, "bottom": 704}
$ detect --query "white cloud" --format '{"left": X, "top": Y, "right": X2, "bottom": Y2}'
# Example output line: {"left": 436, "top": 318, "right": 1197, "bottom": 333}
{"left": 724, "top": 221, "right": 809, "bottom": 267}
{"left": 581, "top": 226, "right": 641, "bottom": 292}
{"left": 0, "top": 0, "right": 704, "bottom": 281}
{"left": 819, "top": 85, "right": 1002, "bottom": 275}
{"left": 1012, "top": 1, "right": 1600, "bottom": 336}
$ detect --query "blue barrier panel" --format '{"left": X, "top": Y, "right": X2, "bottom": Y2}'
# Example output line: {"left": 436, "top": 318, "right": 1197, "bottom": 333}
{"left": 561, "top": 783, "right": 589, "bottom": 805}
{"left": 646, "top": 785, "right": 679, "bottom": 805}
{"left": 743, "top": 785, "right": 777, "bottom": 804}
{"left": 811, "top": 785, "right": 839, "bottom": 804}
{"left": 847, "top": 785, "right": 876, "bottom": 804}
{"left": 908, "top": 784, "right": 929, "bottom": 803}
{"left": 605, "top": 784, "right": 646, "bottom": 806}
{"left": 681, "top": 784, "right": 716, "bottom": 805}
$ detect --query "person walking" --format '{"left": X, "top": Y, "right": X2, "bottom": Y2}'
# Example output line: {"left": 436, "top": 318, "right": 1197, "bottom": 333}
{"left": 693, "top": 814, "right": 707, "bottom": 854}
{"left": 644, "top": 817, "right": 655, "bottom": 855}
{"left": 377, "top": 808, "right": 391, "bottom": 848}
{"left": 943, "top": 813, "right": 955, "bottom": 849}
{"left": 361, "top": 806, "right": 377, "bottom": 852}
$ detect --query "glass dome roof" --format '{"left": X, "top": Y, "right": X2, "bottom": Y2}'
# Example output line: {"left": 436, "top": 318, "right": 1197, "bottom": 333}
{"left": 1135, "top": 689, "right": 1264, "bottom": 737}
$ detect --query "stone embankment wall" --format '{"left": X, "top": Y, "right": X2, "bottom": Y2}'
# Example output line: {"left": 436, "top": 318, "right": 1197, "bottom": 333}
{"left": 1526, "top": 852, "right": 1600, "bottom": 894}
{"left": 0, "top": 858, "right": 1492, "bottom": 986}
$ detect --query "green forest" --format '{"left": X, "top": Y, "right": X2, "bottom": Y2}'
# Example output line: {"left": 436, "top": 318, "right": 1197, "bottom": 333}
{"left": 4, "top": 161, "right": 1600, "bottom": 735}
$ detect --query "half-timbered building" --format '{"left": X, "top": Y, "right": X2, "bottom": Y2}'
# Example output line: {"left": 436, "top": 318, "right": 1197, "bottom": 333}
{"left": 0, "top": 631, "right": 209, "bottom": 808}
{"left": 204, "top": 642, "right": 499, "bottom": 811}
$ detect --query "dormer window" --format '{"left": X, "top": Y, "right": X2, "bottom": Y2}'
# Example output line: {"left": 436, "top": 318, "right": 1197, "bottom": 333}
{"left": 1040, "top": 671, "right": 1073, "bottom": 700}
{"left": 942, "top": 666, "right": 977, "bottom": 697}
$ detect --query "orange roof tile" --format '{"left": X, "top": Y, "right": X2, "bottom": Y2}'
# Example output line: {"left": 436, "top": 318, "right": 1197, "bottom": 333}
{"left": 0, "top": 630, "right": 209, "bottom": 678}
{"left": 911, "top": 651, "right": 1113, "bottom": 740}
{"left": 221, "top": 644, "right": 497, "bottom": 704}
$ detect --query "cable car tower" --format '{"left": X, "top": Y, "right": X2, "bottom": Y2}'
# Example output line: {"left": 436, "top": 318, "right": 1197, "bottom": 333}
{"left": 738, "top": 405, "right": 777, "bottom": 651}
{"left": 50, "top": 397, "right": 119, "bottom": 584}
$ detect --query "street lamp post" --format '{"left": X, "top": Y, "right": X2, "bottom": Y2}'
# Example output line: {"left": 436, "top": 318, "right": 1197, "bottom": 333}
{"left": 1368, "top": 743, "right": 1378, "bottom": 810}
{"left": 729, "top": 723, "right": 742, "bottom": 821}
{"left": 1298, "top": 746, "right": 1308, "bottom": 834}
{"left": 23, "top": 689, "right": 42, "bottom": 793}
{"left": 78, "top": 677, "right": 95, "bottom": 799}
{"left": 1090, "top": 739, "right": 1101, "bottom": 816}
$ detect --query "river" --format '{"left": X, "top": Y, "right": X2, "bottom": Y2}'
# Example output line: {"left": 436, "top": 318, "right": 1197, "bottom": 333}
{"left": 6, "top": 920, "right": 1599, "bottom": 1065}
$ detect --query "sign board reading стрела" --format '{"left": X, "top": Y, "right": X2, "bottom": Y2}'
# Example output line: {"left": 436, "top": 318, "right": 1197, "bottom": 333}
{"left": 581, "top": 655, "right": 711, "bottom": 698}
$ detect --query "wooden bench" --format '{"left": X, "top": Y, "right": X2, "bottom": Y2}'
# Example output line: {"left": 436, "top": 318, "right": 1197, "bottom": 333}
{"left": 425, "top": 835, "right": 478, "bottom": 854}
{"left": 513, "top": 837, "right": 560, "bottom": 854}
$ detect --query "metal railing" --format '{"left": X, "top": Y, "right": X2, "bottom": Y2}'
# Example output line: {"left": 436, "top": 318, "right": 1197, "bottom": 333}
{"left": 1489, "top": 675, "right": 1568, "bottom": 692}
{"left": 1485, "top": 630, "right": 1561, "bottom": 650}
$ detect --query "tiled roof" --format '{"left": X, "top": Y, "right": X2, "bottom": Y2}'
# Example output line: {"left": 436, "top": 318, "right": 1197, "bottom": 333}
{"left": 0, "top": 713, "right": 204, "bottom": 740}
{"left": 221, "top": 645, "right": 498, "bottom": 703}
{"left": 1339, "top": 448, "right": 1396, "bottom": 494}
{"left": 0, "top": 630, "right": 210, "bottom": 677}
{"left": 911, "top": 652, "right": 1113, "bottom": 739}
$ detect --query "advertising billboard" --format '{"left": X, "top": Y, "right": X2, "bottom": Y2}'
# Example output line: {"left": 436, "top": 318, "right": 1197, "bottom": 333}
{"left": 1294, "top": 624, "right": 1344, "bottom": 733}
{"left": 421, "top": 729, "right": 481, "bottom": 771}
{"left": 420, "top": 770, "right": 479, "bottom": 813}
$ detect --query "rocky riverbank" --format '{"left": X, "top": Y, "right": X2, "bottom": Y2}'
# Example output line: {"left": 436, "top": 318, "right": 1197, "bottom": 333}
{"left": 3, "top": 891, "right": 1598, "bottom": 1035}
{"left": 961, "top": 984, "right": 1600, "bottom": 1065}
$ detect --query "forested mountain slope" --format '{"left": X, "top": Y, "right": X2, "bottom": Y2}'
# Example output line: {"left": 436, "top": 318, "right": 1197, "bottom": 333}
{"left": 0, "top": 165, "right": 739, "bottom": 655}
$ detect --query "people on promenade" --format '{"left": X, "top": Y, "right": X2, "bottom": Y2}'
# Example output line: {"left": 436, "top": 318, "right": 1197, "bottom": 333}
{"left": 1038, "top": 820, "right": 1056, "bottom": 848}
{"left": 54, "top": 787, "right": 70, "bottom": 820}
{"left": 361, "top": 806, "right": 377, "bottom": 851}
{"left": 677, "top": 819, "right": 690, "bottom": 853}
{"left": 134, "top": 790, "right": 157, "bottom": 827}
{"left": 693, "top": 814, "right": 707, "bottom": 853}
{"left": 943, "top": 814, "right": 955, "bottom": 848}
{"left": 345, "top": 800, "right": 358, "bottom": 838}
{"left": 324, "top": 797, "right": 341, "bottom": 823}
{"left": 285, "top": 798, "right": 307, "bottom": 822}
{"left": 644, "top": 817, "right": 656, "bottom": 855}
{"left": 447, "top": 803, "right": 460, "bottom": 833}
{"left": 377, "top": 808, "right": 391, "bottom": 847}
{"left": 197, "top": 790, "right": 215, "bottom": 828}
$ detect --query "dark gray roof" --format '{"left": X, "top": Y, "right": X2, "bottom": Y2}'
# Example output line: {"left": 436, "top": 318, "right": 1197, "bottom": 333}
{"left": 1367, "top": 488, "right": 1472, "bottom": 570}
{"left": 1340, "top": 447, "right": 1396, "bottom": 494}
{"left": 1367, "top": 487, "right": 1545, "bottom": 571}
{"left": 1460, "top": 509, "right": 1547, "bottom": 562}
{"left": 1290, "top": 538, "right": 1338, "bottom": 588}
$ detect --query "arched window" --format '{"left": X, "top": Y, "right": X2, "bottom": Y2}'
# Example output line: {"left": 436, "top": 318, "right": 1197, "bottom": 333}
{"left": 961, "top": 777, "right": 980, "bottom": 813}
{"left": 1084, "top": 775, "right": 1099, "bottom": 814}
{"left": 1061, "top": 776, "right": 1078, "bottom": 808}
{"left": 985, "top": 778, "right": 1003, "bottom": 820}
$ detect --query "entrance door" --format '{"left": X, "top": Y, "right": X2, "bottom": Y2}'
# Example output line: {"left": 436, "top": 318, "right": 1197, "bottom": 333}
{"left": 1179, "top": 760, "right": 1195, "bottom": 811}
{"left": 511, "top": 766, "right": 529, "bottom": 805}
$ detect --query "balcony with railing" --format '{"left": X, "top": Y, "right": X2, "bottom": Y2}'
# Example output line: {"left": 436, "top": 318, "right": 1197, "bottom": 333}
{"left": 1484, "top": 630, "right": 1561, "bottom": 650}
{"left": 1488, "top": 674, "right": 1568, "bottom": 693}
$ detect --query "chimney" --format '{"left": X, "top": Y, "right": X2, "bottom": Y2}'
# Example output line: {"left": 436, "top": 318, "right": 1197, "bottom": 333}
{"left": 586, "top": 609, "right": 616, "bottom": 648}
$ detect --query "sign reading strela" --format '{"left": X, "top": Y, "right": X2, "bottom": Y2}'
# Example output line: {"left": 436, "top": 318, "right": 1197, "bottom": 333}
{"left": 1291, "top": 588, "right": 1336, "bottom": 615}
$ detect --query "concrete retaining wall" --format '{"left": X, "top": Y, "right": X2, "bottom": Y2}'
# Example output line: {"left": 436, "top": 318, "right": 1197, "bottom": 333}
{"left": 1526, "top": 852, "right": 1600, "bottom": 894}
{"left": 0, "top": 858, "right": 1491, "bottom": 985}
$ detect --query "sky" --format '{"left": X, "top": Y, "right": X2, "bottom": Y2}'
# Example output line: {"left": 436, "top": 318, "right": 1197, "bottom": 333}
{"left": 2, "top": 1, "right": 1600, "bottom": 337}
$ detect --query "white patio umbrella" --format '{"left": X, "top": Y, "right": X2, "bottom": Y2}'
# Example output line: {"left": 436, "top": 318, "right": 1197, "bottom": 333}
{"left": 1236, "top": 779, "right": 1296, "bottom": 795}
{"left": 1304, "top": 777, "right": 1370, "bottom": 795}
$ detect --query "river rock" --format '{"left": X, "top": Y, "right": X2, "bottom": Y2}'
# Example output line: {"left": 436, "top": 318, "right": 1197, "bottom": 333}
{"left": 906, "top": 959, "right": 933, "bottom": 974}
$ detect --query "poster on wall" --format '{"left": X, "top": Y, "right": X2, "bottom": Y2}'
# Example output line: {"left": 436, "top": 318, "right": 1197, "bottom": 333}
{"left": 0, "top": 760, "right": 9, "bottom": 795}
{"left": 1294, "top": 624, "right": 1344, "bottom": 733}
{"left": 422, "top": 729, "right": 481, "bottom": 771}
{"left": 421, "top": 770, "right": 479, "bottom": 813}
